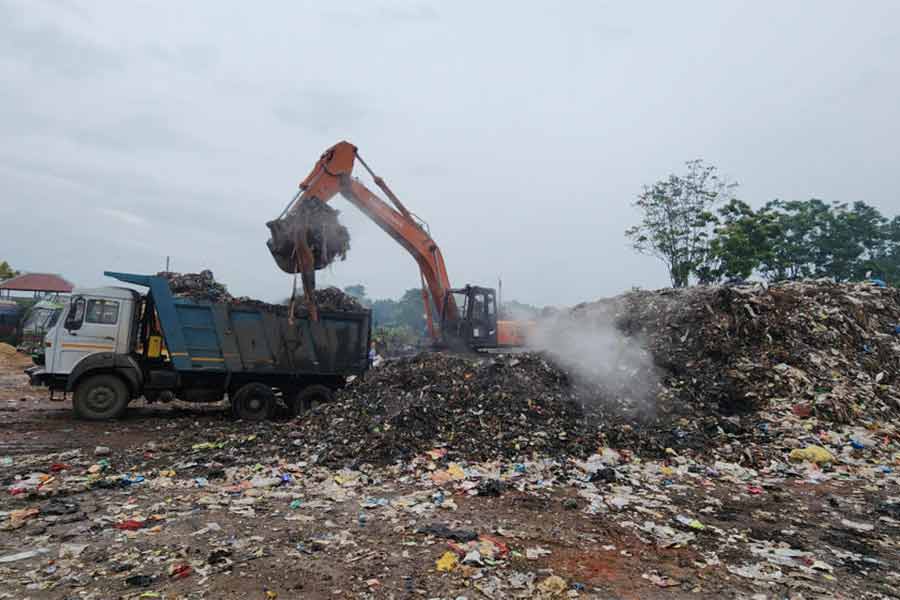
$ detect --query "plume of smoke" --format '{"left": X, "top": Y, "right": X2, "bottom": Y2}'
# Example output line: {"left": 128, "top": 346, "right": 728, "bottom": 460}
{"left": 522, "top": 302, "right": 660, "bottom": 417}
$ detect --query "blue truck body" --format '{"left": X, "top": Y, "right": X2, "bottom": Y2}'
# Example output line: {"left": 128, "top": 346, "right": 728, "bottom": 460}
{"left": 105, "top": 272, "right": 370, "bottom": 377}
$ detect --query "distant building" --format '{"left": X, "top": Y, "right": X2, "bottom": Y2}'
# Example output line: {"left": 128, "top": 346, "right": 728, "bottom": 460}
{"left": 0, "top": 273, "right": 74, "bottom": 299}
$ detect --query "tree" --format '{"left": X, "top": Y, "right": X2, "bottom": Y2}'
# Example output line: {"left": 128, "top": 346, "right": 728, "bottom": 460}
{"left": 876, "top": 216, "right": 900, "bottom": 284}
{"left": 395, "top": 288, "right": 428, "bottom": 333}
{"left": 816, "top": 201, "right": 886, "bottom": 281}
{"left": 342, "top": 284, "right": 371, "bottom": 308}
{"left": 757, "top": 200, "right": 890, "bottom": 283}
{"left": 0, "top": 261, "right": 18, "bottom": 280}
{"left": 371, "top": 298, "right": 399, "bottom": 327}
{"left": 699, "top": 199, "right": 780, "bottom": 282}
{"left": 343, "top": 284, "right": 366, "bottom": 300}
{"left": 759, "top": 199, "right": 831, "bottom": 281}
{"left": 626, "top": 160, "right": 737, "bottom": 287}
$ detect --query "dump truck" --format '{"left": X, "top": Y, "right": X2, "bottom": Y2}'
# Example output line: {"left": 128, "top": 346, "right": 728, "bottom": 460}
{"left": 26, "top": 271, "right": 370, "bottom": 421}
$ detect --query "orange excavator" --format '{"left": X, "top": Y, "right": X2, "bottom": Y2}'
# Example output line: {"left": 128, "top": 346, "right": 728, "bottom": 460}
{"left": 266, "top": 141, "right": 528, "bottom": 350}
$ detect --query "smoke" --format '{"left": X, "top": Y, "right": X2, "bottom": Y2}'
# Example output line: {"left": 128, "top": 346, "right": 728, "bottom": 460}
{"left": 521, "top": 302, "right": 660, "bottom": 416}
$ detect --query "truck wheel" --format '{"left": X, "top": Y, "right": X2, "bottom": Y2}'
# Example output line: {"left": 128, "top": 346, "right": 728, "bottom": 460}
{"left": 73, "top": 374, "right": 129, "bottom": 420}
{"left": 289, "top": 384, "right": 333, "bottom": 416}
{"left": 232, "top": 383, "right": 275, "bottom": 421}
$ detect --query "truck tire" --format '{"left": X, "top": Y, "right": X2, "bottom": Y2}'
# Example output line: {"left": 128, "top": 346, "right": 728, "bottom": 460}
{"left": 232, "top": 383, "right": 275, "bottom": 421}
{"left": 289, "top": 384, "right": 333, "bottom": 416}
{"left": 73, "top": 374, "right": 129, "bottom": 420}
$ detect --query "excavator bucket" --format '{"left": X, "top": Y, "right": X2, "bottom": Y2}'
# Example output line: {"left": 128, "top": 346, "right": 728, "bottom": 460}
{"left": 265, "top": 197, "right": 351, "bottom": 275}
{"left": 266, "top": 196, "right": 351, "bottom": 321}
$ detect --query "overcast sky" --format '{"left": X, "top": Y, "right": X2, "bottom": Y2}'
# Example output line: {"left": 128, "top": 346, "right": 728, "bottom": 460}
{"left": 2, "top": 1, "right": 898, "bottom": 306}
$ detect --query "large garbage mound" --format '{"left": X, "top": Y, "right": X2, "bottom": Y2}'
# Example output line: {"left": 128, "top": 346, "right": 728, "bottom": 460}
{"left": 266, "top": 198, "right": 351, "bottom": 274}
{"left": 158, "top": 271, "right": 364, "bottom": 312}
{"left": 555, "top": 280, "right": 900, "bottom": 459}
{"left": 295, "top": 353, "right": 593, "bottom": 466}
{"left": 295, "top": 280, "right": 900, "bottom": 465}
{"left": 596, "top": 280, "right": 900, "bottom": 423}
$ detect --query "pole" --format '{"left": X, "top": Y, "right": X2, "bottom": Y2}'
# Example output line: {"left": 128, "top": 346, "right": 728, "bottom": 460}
{"left": 165, "top": 256, "right": 170, "bottom": 273}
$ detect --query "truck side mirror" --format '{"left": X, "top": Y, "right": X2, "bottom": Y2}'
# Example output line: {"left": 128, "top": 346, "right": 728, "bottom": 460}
{"left": 65, "top": 297, "right": 86, "bottom": 332}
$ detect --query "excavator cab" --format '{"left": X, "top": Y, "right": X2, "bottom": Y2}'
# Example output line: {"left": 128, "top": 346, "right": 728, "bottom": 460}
{"left": 440, "top": 286, "right": 498, "bottom": 350}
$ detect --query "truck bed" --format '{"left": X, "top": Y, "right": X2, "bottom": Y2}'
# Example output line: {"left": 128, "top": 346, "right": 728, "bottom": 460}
{"left": 105, "top": 272, "right": 370, "bottom": 378}
{"left": 174, "top": 300, "right": 370, "bottom": 375}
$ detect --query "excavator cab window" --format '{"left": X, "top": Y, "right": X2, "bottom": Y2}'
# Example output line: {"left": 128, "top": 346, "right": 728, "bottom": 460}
{"left": 472, "top": 295, "right": 485, "bottom": 319}
{"left": 463, "top": 288, "right": 498, "bottom": 349}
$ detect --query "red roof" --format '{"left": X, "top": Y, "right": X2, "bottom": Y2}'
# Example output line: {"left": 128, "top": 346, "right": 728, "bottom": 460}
{"left": 0, "top": 273, "right": 74, "bottom": 293}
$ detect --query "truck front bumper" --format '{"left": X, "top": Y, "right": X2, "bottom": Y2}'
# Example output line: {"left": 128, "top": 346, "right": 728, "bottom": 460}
{"left": 25, "top": 366, "right": 48, "bottom": 387}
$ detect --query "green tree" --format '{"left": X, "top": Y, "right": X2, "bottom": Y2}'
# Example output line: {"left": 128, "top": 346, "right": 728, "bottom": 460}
{"left": 700, "top": 199, "right": 781, "bottom": 282}
{"left": 371, "top": 298, "right": 399, "bottom": 327}
{"left": 759, "top": 199, "right": 831, "bottom": 281}
{"left": 395, "top": 288, "right": 427, "bottom": 333}
{"left": 753, "top": 199, "right": 893, "bottom": 283}
{"left": 867, "top": 216, "right": 900, "bottom": 284}
{"left": 816, "top": 201, "right": 886, "bottom": 281}
{"left": 342, "top": 284, "right": 371, "bottom": 307}
{"left": 0, "top": 261, "right": 18, "bottom": 280}
{"left": 626, "top": 159, "right": 736, "bottom": 287}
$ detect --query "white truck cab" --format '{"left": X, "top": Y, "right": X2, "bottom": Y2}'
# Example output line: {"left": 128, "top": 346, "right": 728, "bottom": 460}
{"left": 43, "top": 287, "right": 139, "bottom": 376}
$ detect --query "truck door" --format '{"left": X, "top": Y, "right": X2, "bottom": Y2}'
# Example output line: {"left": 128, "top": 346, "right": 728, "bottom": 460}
{"left": 56, "top": 295, "right": 125, "bottom": 374}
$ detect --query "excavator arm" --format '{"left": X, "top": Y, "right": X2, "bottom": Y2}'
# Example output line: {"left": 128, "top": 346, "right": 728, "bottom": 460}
{"left": 271, "top": 141, "right": 458, "bottom": 340}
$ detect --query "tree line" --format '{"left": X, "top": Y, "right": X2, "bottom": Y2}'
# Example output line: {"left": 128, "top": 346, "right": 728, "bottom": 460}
{"left": 341, "top": 284, "right": 426, "bottom": 344}
{"left": 626, "top": 160, "right": 900, "bottom": 287}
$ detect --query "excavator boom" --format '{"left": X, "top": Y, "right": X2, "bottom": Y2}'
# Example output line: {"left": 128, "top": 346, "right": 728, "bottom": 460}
{"left": 269, "top": 141, "right": 457, "bottom": 341}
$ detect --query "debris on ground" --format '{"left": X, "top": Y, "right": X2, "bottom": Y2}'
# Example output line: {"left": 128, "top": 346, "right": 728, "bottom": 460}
{"left": 2, "top": 279, "right": 899, "bottom": 598}
{"left": 294, "top": 352, "right": 589, "bottom": 465}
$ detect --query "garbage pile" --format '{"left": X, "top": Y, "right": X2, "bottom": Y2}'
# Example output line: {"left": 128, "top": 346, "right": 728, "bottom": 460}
{"left": 295, "top": 353, "right": 593, "bottom": 466}
{"left": 563, "top": 279, "right": 900, "bottom": 456}
{"left": 159, "top": 271, "right": 365, "bottom": 313}
{"left": 589, "top": 280, "right": 900, "bottom": 421}
{"left": 266, "top": 197, "right": 351, "bottom": 274}
{"left": 233, "top": 287, "right": 364, "bottom": 314}
{"left": 299, "top": 286, "right": 365, "bottom": 313}
{"left": 293, "top": 280, "right": 900, "bottom": 464}
{"left": 158, "top": 270, "right": 230, "bottom": 302}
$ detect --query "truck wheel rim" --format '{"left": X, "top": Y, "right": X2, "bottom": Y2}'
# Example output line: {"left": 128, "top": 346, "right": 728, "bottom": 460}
{"left": 242, "top": 395, "right": 267, "bottom": 416}
{"left": 87, "top": 386, "right": 116, "bottom": 412}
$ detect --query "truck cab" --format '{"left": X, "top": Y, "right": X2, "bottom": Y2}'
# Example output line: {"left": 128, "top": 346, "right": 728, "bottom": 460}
{"left": 43, "top": 287, "right": 139, "bottom": 375}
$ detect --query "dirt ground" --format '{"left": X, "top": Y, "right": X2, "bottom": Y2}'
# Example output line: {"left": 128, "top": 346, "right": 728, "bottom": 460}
{"left": 1, "top": 352, "right": 898, "bottom": 599}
